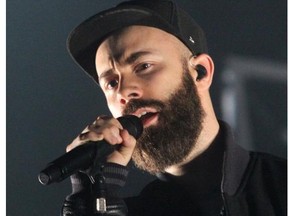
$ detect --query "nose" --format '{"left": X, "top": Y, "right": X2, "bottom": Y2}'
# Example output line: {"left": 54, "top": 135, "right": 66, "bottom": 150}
{"left": 118, "top": 78, "right": 143, "bottom": 105}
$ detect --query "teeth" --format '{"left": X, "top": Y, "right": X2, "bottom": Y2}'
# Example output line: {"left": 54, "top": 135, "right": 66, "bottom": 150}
{"left": 138, "top": 111, "right": 147, "bottom": 118}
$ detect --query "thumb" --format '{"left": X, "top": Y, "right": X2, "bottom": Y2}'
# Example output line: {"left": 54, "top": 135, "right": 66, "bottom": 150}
{"left": 106, "top": 129, "right": 137, "bottom": 166}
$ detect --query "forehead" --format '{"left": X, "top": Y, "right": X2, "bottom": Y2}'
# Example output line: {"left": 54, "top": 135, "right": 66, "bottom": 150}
{"left": 95, "top": 26, "right": 189, "bottom": 73}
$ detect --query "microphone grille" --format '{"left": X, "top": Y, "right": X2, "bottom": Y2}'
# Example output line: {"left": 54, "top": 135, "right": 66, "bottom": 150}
{"left": 117, "top": 115, "right": 143, "bottom": 139}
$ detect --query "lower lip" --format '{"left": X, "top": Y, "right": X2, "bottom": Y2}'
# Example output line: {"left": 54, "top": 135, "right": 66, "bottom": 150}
{"left": 142, "top": 113, "right": 159, "bottom": 128}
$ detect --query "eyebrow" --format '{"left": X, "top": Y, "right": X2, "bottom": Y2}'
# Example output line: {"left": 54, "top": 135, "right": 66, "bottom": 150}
{"left": 98, "top": 69, "right": 114, "bottom": 83}
{"left": 124, "top": 51, "right": 152, "bottom": 64}
{"left": 98, "top": 50, "right": 153, "bottom": 82}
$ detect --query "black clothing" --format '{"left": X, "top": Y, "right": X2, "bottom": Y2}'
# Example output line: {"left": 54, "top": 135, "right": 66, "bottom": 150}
{"left": 61, "top": 121, "right": 287, "bottom": 216}
{"left": 124, "top": 122, "right": 287, "bottom": 216}
{"left": 151, "top": 124, "right": 225, "bottom": 215}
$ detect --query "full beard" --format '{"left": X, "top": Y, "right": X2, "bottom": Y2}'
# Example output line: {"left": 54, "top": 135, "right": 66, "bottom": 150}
{"left": 123, "top": 64, "right": 205, "bottom": 174}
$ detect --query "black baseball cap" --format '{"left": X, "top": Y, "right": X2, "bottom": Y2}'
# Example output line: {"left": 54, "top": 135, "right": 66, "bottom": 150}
{"left": 67, "top": 0, "right": 208, "bottom": 82}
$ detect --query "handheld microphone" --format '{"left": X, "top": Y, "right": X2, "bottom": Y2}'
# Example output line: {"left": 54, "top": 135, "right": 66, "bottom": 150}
{"left": 38, "top": 115, "right": 143, "bottom": 186}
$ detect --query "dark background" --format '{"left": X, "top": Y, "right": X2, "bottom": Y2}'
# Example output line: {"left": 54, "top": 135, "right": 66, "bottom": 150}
{"left": 7, "top": 0, "right": 286, "bottom": 215}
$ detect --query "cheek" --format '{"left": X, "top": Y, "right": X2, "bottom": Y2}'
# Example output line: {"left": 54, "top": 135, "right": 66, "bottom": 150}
{"left": 105, "top": 94, "right": 122, "bottom": 118}
{"left": 146, "top": 71, "right": 182, "bottom": 100}
{"left": 107, "top": 101, "right": 122, "bottom": 118}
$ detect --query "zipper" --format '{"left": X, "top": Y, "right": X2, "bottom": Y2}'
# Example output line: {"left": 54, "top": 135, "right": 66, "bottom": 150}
{"left": 220, "top": 151, "right": 228, "bottom": 216}
{"left": 220, "top": 206, "right": 226, "bottom": 216}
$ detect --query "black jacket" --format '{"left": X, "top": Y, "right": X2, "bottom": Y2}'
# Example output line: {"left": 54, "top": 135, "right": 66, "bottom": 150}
{"left": 124, "top": 122, "right": 287, "bottom": 216}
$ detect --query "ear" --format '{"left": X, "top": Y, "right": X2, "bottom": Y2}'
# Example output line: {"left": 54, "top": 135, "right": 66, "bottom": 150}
{"left": 188, "top": 54, "right": 214, "bottom": 91}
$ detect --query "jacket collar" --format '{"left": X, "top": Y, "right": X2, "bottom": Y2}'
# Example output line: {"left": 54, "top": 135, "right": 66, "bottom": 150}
{"left": 220, "top": 121, "right": 250, "bottom": 196}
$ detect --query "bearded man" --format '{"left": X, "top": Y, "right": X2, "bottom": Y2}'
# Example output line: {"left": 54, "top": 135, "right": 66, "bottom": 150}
{"left": 61, "top": 1, "right": 286, "bottom": 215}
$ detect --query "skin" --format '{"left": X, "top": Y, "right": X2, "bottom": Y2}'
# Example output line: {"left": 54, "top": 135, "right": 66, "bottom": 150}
{"left": 66, "top": 26, "right": 219, "bottom": 176}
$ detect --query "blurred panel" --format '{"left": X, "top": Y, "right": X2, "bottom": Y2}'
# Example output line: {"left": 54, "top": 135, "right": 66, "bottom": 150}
{"left": 221, "top": 56, "right": 287, "bottom": 158}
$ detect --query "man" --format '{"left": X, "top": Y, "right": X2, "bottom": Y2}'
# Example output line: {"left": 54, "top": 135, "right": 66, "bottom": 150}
{"left": 61, "top": 1, "right": 286, "bottom": 215}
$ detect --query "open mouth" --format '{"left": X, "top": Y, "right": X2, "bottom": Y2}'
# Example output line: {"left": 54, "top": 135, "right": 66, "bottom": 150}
{"left": 139, "top": 111, "right": 159, "bottom": 128}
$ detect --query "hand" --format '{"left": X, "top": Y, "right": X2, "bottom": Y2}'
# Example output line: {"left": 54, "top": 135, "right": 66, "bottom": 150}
{"left": 66, "top": 116, "right": 137, "bottom": 166}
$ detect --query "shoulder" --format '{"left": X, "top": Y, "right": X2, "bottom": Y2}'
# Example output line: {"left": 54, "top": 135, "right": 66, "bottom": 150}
{"left": 244, "top": 151, "right": 287, "bottom": 203}
{"left": 250, "top": 151, "right": 286, "bottom": 169}
{"left": 252, "top": 151, "right": 286, "bottom": 162}
{"left": 249, "top": 151, "right": 287, "bottom": 178}
{"left": 242, "top": 152, "right": 287, "bottom": 215}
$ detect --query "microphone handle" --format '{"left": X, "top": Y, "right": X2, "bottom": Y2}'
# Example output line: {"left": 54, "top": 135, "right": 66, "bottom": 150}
{"left": 38, "top": 115, "right": 143, "bottom": 186}
{"left": 38, "top": 140, "right": 114, "bottom": 185}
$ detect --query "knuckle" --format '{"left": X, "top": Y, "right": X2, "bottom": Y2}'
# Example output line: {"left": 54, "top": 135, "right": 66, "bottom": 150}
{"left": 87, "top": 123, "right": 99, "bottom": 131}
{"left": 97, "top": 115, "right": 113, "bottom": 122}
{"left": 90, "top": 132, "right": 104, "bottom": 141}
{"left": 90, "top": 116, "right": 116, "bottom": 131}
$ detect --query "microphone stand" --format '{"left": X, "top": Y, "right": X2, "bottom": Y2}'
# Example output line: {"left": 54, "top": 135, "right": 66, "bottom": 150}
{"left": 89, "top": 172, "right": 128, "bottom": 216}
{"left": 90, "top": 174, "right": 107, "bottom": 216}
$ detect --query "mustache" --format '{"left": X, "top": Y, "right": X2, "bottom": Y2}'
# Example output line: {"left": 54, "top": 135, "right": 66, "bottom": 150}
{"left": 123, "top": 99, "right": 165, "bottom": 115}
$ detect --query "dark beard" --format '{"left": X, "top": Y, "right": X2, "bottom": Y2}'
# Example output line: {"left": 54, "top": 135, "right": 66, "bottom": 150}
{"left": 123, "top": 64, "right": 205, "bottom": 174}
